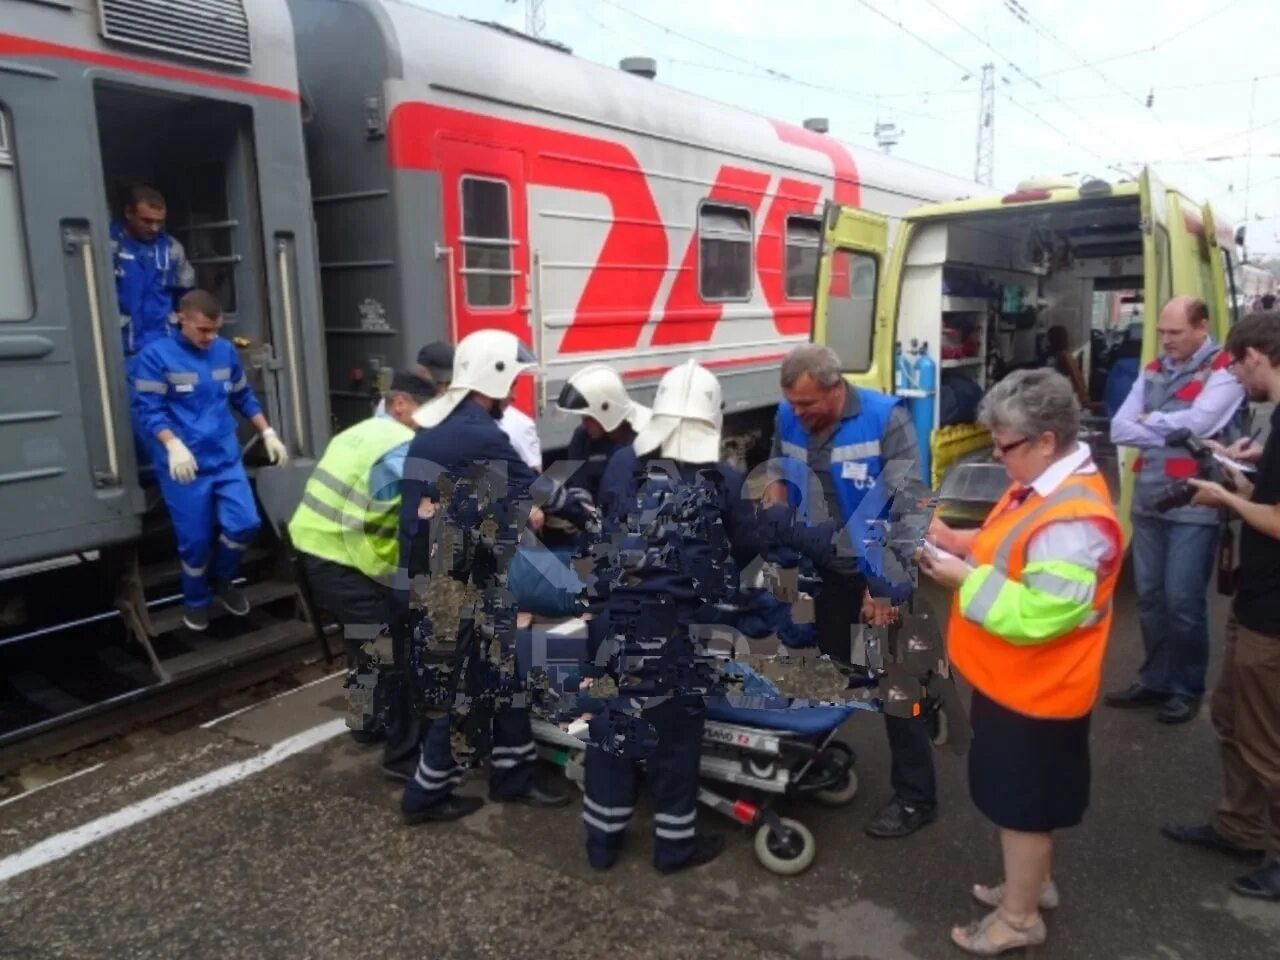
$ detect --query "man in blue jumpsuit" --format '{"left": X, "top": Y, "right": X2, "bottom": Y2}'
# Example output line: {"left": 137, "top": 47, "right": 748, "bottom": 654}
{"left": 112, "top": 185, "right": 194, "bottom": 471}
{"left": 555, "top": 363, "right": 650, "bottom": 502}
{"left": 130, "top": 290, "right": 289, "bottom": 632}
{"left": 396, "top": 329, "right": 573, "bottom": 822}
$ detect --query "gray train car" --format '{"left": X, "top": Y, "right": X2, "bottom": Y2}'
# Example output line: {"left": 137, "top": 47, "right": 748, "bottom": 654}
{"left": 287, "top": 0, "right": 978, "bottom": 444}
{"left": 0, "top": 0, "right": 326, "bottom": 572}
{"left": 0, "top": 0, "right": 327, "bottom": 709}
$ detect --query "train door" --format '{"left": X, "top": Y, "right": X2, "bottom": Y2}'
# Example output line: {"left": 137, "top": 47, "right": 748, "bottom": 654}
{"left": 0, "top": 76, "right": 141, "bottom": 568}
{"left": 810, "top": 202, "right": 891, "bottom": 391}
{"left": 435, "top": 138, "right": 533, "bottom": 409}
{"left": 92, "top": 82, "right": 276, "bottom": 437}
{"left": 1200, "top": 203, "right": 1233, "bottom": 340}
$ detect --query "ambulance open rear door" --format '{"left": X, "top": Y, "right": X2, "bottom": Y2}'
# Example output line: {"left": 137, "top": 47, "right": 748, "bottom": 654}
{"left": 811, "top": 202, "right": 892, "bottom": 394}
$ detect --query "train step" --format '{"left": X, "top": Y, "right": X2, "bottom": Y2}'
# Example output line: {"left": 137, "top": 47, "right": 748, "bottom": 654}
{"left": 160, "top": 617, "right": 316, "bottom": 683}
{"left": 148, "top": 578, "right": 299, "bottom": 638}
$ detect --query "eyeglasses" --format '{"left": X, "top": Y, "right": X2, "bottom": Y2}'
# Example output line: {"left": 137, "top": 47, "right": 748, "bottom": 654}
{"left": 994, "top": 437, "right": 1030, "bottom": 456}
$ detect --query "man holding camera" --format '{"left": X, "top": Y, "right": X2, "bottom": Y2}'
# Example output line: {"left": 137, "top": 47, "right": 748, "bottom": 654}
{"left": 1107, "top": 296, "right": 1246, "bottom": 724}
{"left": 1162, "top": 312, "right": 1280, "bottom": 901}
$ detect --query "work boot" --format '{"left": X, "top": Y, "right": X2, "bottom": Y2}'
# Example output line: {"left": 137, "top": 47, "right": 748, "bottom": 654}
{"left": 657, "top": 833, "right": 725, "bottom": 874}
{"left": 1160, "top": 822, "right": 1263, "bottom": 860}
{"left": 865, "top": 798, "right": 938, "bottom": 838}
{"left": 402, "top": 795, "right": 484, "bottom": 825}
{"left": 1103, "top": 683, "right": 1167, "bottom": 709}
{"left": 214, "top": 583, "right": 251, "bottom": 617}
{"left": 1156, "top": 695, "right": 1200, "bottom": 725}
{"left": 382, "top": 756, "right": 418, "bottom": 782}
{"left": 182, "top": 606, "right": 209, "bottom": 632}
{"left": 1231, "top": 858, "right": 1280, "bottom": 901}
{"left": 490, "top": 784, "right": 570, "bottom": 808}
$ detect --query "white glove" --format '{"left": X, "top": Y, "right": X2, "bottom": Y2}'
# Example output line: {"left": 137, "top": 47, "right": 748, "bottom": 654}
{"left": 262, "top": 428, "right": 289, "bottom": 466}
{"left": 165, "top": 437, "right": 198, "bottom": 484}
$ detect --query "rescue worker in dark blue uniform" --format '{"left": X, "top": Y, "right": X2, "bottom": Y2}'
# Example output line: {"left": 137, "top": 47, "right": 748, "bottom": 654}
{"left": 395, "top": 329, "right": 572, "bottom": 822}
{"left": 555, "top": 363, "right": 650, "bottom": 502}
{"left": 112, "top": 185, "right": 195, "bottom": 471}
{"left": 586, "top": 359, "right": 843, "bottom": 873}
{"left": 130, "top": 291, "right": 289, "bottom": 632}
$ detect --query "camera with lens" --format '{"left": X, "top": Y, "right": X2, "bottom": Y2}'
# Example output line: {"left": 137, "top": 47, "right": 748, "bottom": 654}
{"left": 1153, "top": 428, "right": 1234, "bottom": 512}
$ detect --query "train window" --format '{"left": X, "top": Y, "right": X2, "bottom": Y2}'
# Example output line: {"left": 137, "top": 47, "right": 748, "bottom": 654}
{"left": 824, "top": 248, "right": 877, "bottom": 373}
{"left": 699, "top": 202, "right": 753, "bottom": 301}
{"left": 460, "top": 176, "right": 515, "bottom": 309}
{"left": 0, "top": 111, "right": 34, "bottom": 321}
{"left": 784, "top": 215, "right": 822, "bottom": 299}
{"left": 1221, "top": 249, "right": 1240, "bottom": 325}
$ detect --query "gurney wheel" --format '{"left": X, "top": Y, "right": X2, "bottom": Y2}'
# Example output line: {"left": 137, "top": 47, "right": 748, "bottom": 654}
{"left": 814, "top": 767, "right": 858, "bottom": 807}
{"left": 754, "top": 818, "right": 816, "bottom": 876}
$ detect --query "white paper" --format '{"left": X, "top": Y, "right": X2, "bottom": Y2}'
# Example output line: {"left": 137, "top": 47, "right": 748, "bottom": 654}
{"left": 922, "top": 540, "right": 962, "bottom": 564}
{"left": 1212, "top": 452, "right": 1257, "bottom": 475}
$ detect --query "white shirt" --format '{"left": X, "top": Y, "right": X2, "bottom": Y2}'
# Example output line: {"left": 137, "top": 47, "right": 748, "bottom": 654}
{"left": 500, "top": 406, "right": 542, "bottom": 471}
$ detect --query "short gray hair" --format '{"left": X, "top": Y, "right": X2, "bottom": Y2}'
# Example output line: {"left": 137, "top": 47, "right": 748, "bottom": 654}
{"left": 978, "top": 368, "right": 1080, "bottom": 452}
{"left": 780, "top": 344, "right": 843, "bottom": 390}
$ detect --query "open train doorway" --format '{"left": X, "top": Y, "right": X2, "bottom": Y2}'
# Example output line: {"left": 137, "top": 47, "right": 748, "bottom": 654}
{"left": 92, "top": 81, "right": 277, "bottom": 467}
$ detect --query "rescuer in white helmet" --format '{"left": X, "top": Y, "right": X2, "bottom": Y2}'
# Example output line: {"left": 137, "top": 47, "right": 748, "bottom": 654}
{"left": 555, "top": 363, "right": 650, "bottom": 500}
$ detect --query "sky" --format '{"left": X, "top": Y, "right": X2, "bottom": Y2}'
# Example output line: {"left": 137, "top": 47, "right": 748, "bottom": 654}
{"left": 404, "top": 0, "right": 1280, "bottom": 260}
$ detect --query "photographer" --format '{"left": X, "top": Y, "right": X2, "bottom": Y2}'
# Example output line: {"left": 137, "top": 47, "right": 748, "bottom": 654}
{"left": 1107, "top": 296, "right": 1246, "bottom": 724}
{"left": 1162, "top": 312, "right": 1280, "bottom": 902}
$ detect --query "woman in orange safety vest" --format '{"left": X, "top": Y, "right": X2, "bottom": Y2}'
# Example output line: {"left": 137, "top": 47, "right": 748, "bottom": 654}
{"left": 921, "top": 368, "right": 1122, "bottom": 956}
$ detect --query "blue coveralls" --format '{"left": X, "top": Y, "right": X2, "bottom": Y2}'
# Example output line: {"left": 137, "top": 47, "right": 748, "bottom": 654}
{"left": 111, "top": 221, "right": 194, "bottom": 357}
{"left": 586, "top": 449, "right": 838, "bottom": 870}
{"left": 130, "top": 335, "right": 263, "bottom": 610}
{"left": 565, "top": 425, "right": 627, "bottom": 503}
{"left": 397, "top": 400, "right": 543, "bottom": 811}
{"left": 112, "top": 221, "right": 194, "bottom": 470}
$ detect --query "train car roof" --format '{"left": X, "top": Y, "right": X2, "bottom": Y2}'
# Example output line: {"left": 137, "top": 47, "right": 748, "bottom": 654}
{"left": 354, "top": 0, "right": 980, "bottom": 204}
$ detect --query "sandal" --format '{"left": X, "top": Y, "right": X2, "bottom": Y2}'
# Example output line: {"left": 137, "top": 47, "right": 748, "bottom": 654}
{"left": 971, "top": 878, "right": 1060, "bottom": 910}
{"left": 950, "top": 909, "right": 1047, "bottom": 956}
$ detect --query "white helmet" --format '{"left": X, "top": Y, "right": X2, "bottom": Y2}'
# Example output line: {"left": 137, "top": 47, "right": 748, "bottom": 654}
{"left": 414, "top": 329, "right": 537, "bottom": 428}
{"left": 555, "top": 364, "right": 651, "bottom": 434}
{"left": 632, "top": 360, "right": 723, "bottom": 464}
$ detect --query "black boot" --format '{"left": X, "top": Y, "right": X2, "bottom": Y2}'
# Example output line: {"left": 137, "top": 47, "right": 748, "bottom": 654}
{"left": 657, "top": 833, "right": 725, "bottom": 874}
{"left": 865, "top": 799, "right": 938, "bottom": 839}
{"left": 402, "top": 795, "right": 484, "bottom": 824}
{"left": 1231, "top": 858, "right": 1280, "bottom": 900}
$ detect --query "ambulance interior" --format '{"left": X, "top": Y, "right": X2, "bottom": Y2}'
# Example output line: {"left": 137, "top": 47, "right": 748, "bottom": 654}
{"left": 891, "top": 195, "right": 1147, "bottom": 494}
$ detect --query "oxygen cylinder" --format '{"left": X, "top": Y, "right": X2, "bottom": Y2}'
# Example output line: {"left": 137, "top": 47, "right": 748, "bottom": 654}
{"left": 908, "top": 342, "right": 936, "bottom": 484}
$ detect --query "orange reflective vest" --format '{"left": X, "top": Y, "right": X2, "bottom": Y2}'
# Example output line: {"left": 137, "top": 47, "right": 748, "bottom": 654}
{"left": 948, "top": 470, "right": 1122, "bottom": 719}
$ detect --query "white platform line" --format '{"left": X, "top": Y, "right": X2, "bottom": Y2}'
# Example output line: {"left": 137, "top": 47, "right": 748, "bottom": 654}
{"left": 199, "top": 670, "right": 346, "bottom": 729}
{"left": 0, "top": 719, "right": 346, "bottom": 885}
{"left": 0, "top": 764, "right": 106, "bottom": 811}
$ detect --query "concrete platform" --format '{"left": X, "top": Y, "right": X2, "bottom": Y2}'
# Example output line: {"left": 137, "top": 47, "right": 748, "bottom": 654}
{"left": 0, "top": 584, "right": 1276, "bottom": 960}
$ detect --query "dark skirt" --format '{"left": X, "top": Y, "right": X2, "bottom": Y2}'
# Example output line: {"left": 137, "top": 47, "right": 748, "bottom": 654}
{"left": 968, "top": 688, "right": 1092, "bottom": 832}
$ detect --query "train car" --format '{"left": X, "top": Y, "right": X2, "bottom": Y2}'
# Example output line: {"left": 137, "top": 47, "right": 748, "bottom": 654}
{"left": 812, "top": 170, "right": 1243, "bottom": 536}
{"left": 0, "top": 0, "right": 326, "bottom": 723}
{"left": 286, "top": 0, "right": 980, "bottom": 447}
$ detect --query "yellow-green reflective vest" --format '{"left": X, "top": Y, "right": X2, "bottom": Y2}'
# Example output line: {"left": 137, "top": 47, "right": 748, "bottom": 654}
{"left": 288, "top": 416, "right": 413, "bottom": 579}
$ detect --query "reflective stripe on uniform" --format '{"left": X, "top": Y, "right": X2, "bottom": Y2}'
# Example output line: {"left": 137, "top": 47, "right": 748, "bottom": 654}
{"left": 654, "top": 825, "right": 697, "bottom": 840}
{"left": 653, "top": 809, "right": 696, "bottom": 826}
{"left": 211, "top": 367, "right": 232, "bottom": 381}
{"left": 299, "top": 492, "right": 399, "bottom": 537}
{"left": 181, "top": 561, "right": 208, "bottom": 578}
{"left": 309, "top": 467, "right": 377, "bottom": 512}
{"left": 583, "top": 796, "right": 635, "bottom": 819}
{"left": 583, "top": 812, "right": 630, "bottom": 833}
{"left": 1023, "top": 566, "right": 1096, "bottom": 604}
{"left": 231, "top": 376, "right": 249, "bottom": 392}
{"left": 219, "top": 532, "right": 249, "bottom": 552}
{"left": 166, "top": 371, "right": 198, "bottom": 385}
{"left": 135, "top": 379, "right": 167, "bottom": 395}
{"left": 780, "top": 440, "right": 807, "bottom": 461}
{"left": 830, "top": 440, "right": 881, "bottom": 462}
{"left": 961, "top": 568, "right": 1010, "bottom": 624}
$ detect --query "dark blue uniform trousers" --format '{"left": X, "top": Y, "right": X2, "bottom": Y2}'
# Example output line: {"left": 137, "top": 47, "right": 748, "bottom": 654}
{"left": 401, "top": 707, "right": 536, "bottom": 811}
{"left": 583, "top": 695, "right": 704, "bottom": 870}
